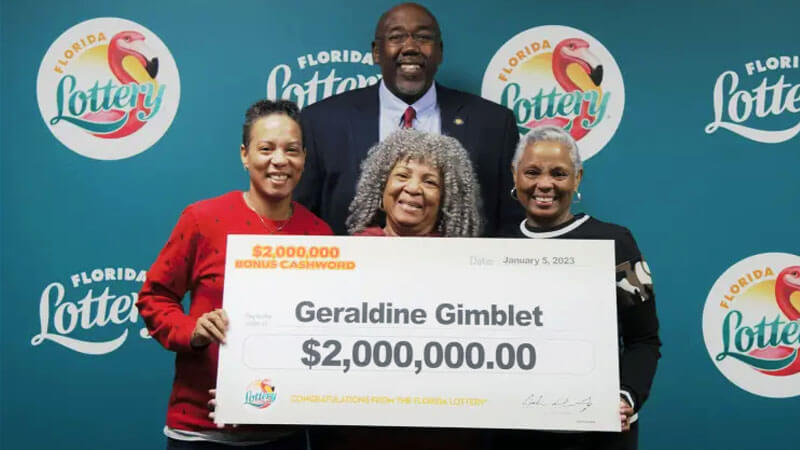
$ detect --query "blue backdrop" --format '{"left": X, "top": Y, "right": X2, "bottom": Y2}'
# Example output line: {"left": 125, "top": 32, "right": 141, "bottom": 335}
{"left": 2, "top": 0, "right": 799, "bottom": 448}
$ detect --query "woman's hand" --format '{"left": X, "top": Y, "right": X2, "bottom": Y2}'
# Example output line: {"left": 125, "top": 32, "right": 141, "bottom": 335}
{"left": 208, "top": 388, "right": 237, "bottom": 428}
{"left": 620, "top": 398, "right": 634, "bottom": 431}
{"left": 191, "top": 309, "right": 229, "bottom": 348}
{"left": 208, "top": 389, "right": 219, "bottom": 425}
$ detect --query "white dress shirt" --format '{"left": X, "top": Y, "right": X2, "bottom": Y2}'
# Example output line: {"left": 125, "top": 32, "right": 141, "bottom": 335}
{"left": 378, "top": 80, "right": 441, "bottom": 141}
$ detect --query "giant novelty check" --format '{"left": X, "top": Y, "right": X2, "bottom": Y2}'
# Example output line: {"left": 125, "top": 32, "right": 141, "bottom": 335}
{"left": 215, "top": 236, "right": 620, "bottom": 431}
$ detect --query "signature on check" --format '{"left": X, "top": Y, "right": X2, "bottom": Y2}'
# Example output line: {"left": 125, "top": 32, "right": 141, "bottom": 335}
{"left": 521, "top": 393, "right": 593, "bottom": 413}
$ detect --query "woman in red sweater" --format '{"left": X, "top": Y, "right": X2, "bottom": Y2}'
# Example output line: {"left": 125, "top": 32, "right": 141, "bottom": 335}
{"left": 137, "top": 99, "right": 332, "bottom": 449}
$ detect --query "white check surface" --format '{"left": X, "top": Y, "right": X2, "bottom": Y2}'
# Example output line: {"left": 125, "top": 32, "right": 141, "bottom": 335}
{"left": 215, "top": 236, "right": 620, "bottom": 431}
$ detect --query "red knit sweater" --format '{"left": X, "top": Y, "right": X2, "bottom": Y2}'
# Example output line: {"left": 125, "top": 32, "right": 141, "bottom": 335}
{"left": 137, "top": 191, "right": 332, "bottom": 430}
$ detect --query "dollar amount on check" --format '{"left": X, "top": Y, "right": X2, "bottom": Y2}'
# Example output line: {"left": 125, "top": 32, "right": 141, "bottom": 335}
{"left": 215, "top": 235, "right": 621, "bottom": 431}
{"left": 300, "top": 337, "right": 537, "bottom": 373}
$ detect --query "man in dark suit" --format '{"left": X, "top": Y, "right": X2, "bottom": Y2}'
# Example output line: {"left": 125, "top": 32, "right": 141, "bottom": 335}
{"left": 295, "top": 2, "right": 522, "bottom": 236}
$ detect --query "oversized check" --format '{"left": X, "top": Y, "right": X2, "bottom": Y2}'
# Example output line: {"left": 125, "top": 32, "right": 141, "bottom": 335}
{"left": 215, "top": 235, "right": 620, "bottom": 431}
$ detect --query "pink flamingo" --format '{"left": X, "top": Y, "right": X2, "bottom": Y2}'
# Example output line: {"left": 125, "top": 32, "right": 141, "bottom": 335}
{"left": 526, "top": 38, "right": 603, "bottom": 140}
{"left": 83, "top": 30, "right": 159, "bottom": 139}
{"left": 776, "top": 266, "right": 800, "bottom": 320}
{"left": 750, "top": 266, "right": 800, "bottom": 376}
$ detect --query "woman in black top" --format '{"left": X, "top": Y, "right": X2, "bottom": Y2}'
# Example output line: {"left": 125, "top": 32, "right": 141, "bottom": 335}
{"left": 497, "top": 125, "right": 661, "bottom": 450}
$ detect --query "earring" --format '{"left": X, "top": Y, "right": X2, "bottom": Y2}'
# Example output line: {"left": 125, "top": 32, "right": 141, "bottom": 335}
{"left": 574, "top": 190, "right": 582, "bottom": 203}
{"left": 510, "top": 187, "right": 518, "bottom": 200}
{"left": 243, "top": 165, "right": 248, "bottom": 172}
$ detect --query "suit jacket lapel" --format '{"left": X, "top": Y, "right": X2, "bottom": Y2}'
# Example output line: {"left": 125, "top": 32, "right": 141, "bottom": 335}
{"left": 349, "top": 84, "right": 380, "bottom": 162}
{"left": 438, "top": 83, "right": 467, "bottom": 143}
{"left": 347, "top": 83, "right": 467, "bottom": 154}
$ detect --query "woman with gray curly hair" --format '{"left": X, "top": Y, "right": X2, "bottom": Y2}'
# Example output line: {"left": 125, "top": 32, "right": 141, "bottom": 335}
{"left": 345, "top": 129, "right": 482, "bottom": 237}
{"left": 327, "top": 128, "right": 483, "bottom": 448}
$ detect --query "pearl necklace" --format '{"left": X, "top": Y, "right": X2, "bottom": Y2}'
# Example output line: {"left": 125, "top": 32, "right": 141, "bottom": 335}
{"left": 243, "top": 192, "right": 293, "bottom": 234}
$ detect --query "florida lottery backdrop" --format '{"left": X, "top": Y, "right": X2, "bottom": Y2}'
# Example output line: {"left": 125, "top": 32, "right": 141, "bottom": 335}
{"left": 2, "top": 0, "right": 799, "bottom": 448}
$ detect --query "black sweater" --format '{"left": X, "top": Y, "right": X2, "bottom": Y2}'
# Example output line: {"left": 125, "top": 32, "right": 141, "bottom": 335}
{"left": 512, "top": 214, "right": 661, "bottom": 412}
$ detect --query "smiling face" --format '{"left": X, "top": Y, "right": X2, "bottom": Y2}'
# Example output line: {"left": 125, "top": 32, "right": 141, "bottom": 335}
{"left": 513, "top": 140, "right": 582, "bottom": 228}
{"left": 382, "top": 158, "right": 442, "bottom": 236}
{"left": 372, "top": 4, "right": 443, "bottom": 104}
{"left": 240, "top": 114, "right": 305, "bottom": 205}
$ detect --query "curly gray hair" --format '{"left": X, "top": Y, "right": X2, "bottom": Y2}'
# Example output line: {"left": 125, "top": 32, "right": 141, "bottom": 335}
{"left": 346, "top": 130, "right": 482, "bottom": 237}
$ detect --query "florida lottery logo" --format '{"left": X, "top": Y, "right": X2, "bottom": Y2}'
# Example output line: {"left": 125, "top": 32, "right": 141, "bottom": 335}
{"left": 30, "top": 266, "right": 149, "bottom": 355}
{"left": 267, "top": 48, "right": 380, "bottom": 108}
{"left": 482, "top": 25, "right": 624, "bottom": 161}
{"left": 702, "top": 253, "right": 800, "bottom": 397}
{"left": 244, "top": 379, "right": 277, "bottom": 409}
{"left": 705, "top": 55, "right": 800, "bottom": 143}
{"left": 36, "top": 18, "right": 180, "bottom": 160}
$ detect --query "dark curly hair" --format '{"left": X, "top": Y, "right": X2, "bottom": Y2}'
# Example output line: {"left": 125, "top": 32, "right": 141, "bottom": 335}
{"left": 242, "top": 99, "right": 301, "bottom": 147}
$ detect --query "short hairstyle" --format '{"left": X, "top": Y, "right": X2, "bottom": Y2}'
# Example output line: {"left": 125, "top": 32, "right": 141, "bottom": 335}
{"left": 346, "top": 130, "right": 482, "bottom": 237}
{"left": 512, "top": 125, "right": 582, "bottom": 171}
{"left": 242, "top": 99, "right": 301, "bottom": 147}
{"left": 374, "top": 2, "right": 441, "bottom": 39}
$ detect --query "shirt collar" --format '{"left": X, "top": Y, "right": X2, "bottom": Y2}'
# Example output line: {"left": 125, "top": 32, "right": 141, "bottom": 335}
{"left": 519, "top": 213, "right": 591, "bottom": 239}
{"left": 379, "top": 80, "right": 437, "bottom": 116}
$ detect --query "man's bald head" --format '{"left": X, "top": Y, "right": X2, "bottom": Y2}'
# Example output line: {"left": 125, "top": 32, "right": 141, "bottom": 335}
{"left": 374, "top": 3, "right": 441, "bottom": 39}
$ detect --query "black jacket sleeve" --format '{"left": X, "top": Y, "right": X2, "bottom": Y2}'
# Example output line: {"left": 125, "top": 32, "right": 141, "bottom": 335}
{"left": 294, "top": 108, "right": 323, "bottom": 217}
{"left": 615, "top": 228, "right": 661, "bottom": 411}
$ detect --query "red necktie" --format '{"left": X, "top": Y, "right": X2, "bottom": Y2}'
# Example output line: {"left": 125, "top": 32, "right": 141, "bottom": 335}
{"left": 402, "top": 106, "right": 416, "bottom": 129}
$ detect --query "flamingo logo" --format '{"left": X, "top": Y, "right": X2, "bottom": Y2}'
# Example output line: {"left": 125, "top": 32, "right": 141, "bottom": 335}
{"left": 244, "top": 379, "right": 278, "bottom": 409}
{"left": 702, "top": 253, "right": 800, "bottom": 398}
{"left": 37, "top": 18, "right": 180, "bottom": 160}
{"left": 482, "top": 26, "right": 624, "bottom": 162}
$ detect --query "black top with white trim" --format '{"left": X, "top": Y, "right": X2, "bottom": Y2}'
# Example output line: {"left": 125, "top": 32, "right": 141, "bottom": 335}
{"left": 511, "top": 213, "right": 661, "bottom": 413}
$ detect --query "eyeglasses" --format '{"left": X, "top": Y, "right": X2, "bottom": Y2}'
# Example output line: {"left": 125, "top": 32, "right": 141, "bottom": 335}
{"left": 376, "top": 31, "right": 439, "bottom": 46}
